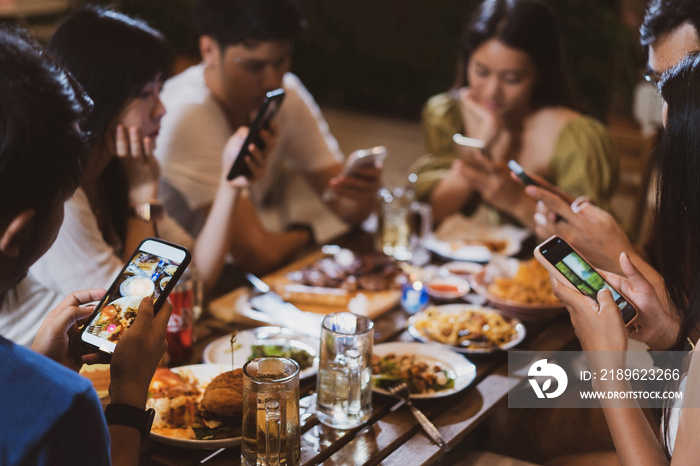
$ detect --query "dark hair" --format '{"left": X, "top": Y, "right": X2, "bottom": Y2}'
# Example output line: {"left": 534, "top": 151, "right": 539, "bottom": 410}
{"left": 640, "top": 0, "right": 700, "bottom": 48}
{"left": 0, "top": 27, "right": 90, "bottom": 219}
{"left": 192, "top": 0, "right": 306, "bottom": 48}
{"left": 655, "top": 52, "right": 700, "bottom": 456}
{"left": 46, "top": 6, "right": 170, "bottom": 138}
{"left": 457, "top": 0, "right": 576, "bottom": 110}
{"left": 46, "top": 6, "right": 170, "bottom": 243}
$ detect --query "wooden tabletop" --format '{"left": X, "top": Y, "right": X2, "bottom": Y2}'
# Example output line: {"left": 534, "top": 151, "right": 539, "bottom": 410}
{"left": 139, "top": 232, "right": 577, "bottom": 465}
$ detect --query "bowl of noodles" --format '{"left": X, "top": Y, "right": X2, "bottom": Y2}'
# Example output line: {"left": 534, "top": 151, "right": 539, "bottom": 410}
{"left": 470, "top": 257, "right": 565, "bottom": 322}
{"left": 407, "top": 304, "right": 526, "bottom": 353}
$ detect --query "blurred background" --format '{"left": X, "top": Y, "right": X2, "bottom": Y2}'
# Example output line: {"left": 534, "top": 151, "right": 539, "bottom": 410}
{"left": 1, "top": 0, "right": 658, "bottom": 243}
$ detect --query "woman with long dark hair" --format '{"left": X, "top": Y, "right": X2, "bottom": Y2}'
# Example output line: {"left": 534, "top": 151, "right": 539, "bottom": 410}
{"left": 12, "top": 7, "right": 262, "bottom": 345}
{"left": 411, "top": 0, "right": 617, "bottom": 227}
{"left": 550, "top": 52, "right": 700, "bottom": 462}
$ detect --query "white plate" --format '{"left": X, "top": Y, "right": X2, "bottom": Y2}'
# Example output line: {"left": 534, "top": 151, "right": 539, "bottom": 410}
{"left": 407, "top": 304, "right": 526, "bottom": 354}
{"left": 119, "top": 276, "right": 155, "bottom": 298}
{"left": 203, "top": 327, "right": 319, "bottom": 380}
{"left": 425, "top": 223, "right": 530, "bottom": 262}
{"left": 372, "top": 342, "right": 476, "bottom": 398}
{"left": 148, "top": 364, "right": 241, "bottom": 449}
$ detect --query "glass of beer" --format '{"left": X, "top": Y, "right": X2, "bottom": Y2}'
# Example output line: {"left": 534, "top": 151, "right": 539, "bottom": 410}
{"left": 376, "top": 187, "right": 432, "bottom": 262}
{"left": 242, "top": 357, "right": 301, "bottom": 466}
{"left": 316, "top": 312, "right": 374, "bottom": 429}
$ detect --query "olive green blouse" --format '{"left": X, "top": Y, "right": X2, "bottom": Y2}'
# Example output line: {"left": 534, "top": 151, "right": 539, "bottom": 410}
{"left": 410, "top": 92, "right": 619, "bottom": 217}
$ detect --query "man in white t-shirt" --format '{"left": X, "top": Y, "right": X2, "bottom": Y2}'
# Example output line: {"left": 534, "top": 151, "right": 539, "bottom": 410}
{"left": 156, "top": 0, "right": 382, "bottom": 274}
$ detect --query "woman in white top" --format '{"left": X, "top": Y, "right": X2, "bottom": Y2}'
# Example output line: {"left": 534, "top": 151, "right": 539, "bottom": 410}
{"left": 31, "top": 7, "right": 266, "bottom": 301}
{"left": 550, "top": 53, "right": 700, "bottom": 462}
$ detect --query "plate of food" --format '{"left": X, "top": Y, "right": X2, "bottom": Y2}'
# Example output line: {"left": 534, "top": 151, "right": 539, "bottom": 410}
{"left": 424, "top": 215, "right": 530, "bottom": 262}
{"left": 147, "top": 364, "right": 242, "bottom": 449}
{"left": 470, "top": 257, "right": 565, "bottom": 322}
{"left": 84, "top": 296, "right": 142, "bottom": 342}
{"left": 203, "top": 327, "right": 318, "bottom": 380}
{"left": 159, "top": 275, "right": 171, "bottom": 291}
{"left": 119, "top": 276, "right": 155, "bottom": 298}
{"left": 134, "top": 252, "right": 161, "bottom": 274}
{"left": 408, "top": 304, "right": 526, "bottom": 353}
{"left": 372, "top": 342, "right": 476, "bottom": 398}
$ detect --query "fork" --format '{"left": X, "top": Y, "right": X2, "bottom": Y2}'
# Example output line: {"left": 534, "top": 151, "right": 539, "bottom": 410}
{"left": 388, "top": 382, "right": 450, "bottom": 451}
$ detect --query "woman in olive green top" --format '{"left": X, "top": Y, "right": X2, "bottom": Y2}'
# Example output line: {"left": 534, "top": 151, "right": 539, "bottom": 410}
{"left": 412, "top": 0, "right": 617, "bottom": 228}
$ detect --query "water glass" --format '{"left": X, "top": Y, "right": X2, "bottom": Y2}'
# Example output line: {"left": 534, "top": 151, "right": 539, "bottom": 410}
{"left": 376, "top": 187, "right": 432, "bottom": 262}
{"left": 242, "top": 357, "right": 301, "bottom": 466}
{"left": 316, "top": 312, "right": 374, "bottom": 429}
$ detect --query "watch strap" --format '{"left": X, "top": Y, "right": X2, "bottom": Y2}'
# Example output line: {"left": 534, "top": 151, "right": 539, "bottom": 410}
{"left": 104, "top": 403, "right": 155, "bottom": 442}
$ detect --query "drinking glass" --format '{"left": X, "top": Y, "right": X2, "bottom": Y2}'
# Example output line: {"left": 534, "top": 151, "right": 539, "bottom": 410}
{"left": 165, "top": 267, "right": 201, "bottom": 365}
{"left": 242, "top": 357, "right": 301, "bottom": 466}
{"left": 376, "top": 187, "right": 432, "bottom": 262}
{"left": 316, "top": 312, "right": 374, "bottom": 429}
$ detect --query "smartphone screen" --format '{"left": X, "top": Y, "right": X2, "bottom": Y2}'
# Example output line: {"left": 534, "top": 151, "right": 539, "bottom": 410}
{"left": 508, "top": 160, "right": 538, "bottom": 186}
{"left": 537, "top": 236, "right": 637, "bottom": 324}
{"left": 80, "top": 239, "right": 191, "bottom": 354}
{"left": 226, "top": 88, "right": 285, "bottom": 181}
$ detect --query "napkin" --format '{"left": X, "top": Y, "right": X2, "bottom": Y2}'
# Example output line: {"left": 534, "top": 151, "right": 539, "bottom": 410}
{"left": 248, "top": 293, "right": 324, "bottom": 338}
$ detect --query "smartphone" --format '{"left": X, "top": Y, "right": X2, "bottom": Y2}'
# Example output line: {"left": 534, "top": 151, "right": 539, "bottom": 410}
{"left": 80, "top": 238, "right": 191, "bottom": 354}
{"left": 226, "top": 88, "right": 285, "bottom": 181}
{"left": 342, "top": 145, "right": 387, "bottom": 175}
{"left": 534, "top": 235, "right": 637, "bottom": 326}
{"left": 452, "top": 133, "right": 486, "bottom": 150}
{"left": 508, "top": 160, "right": 576, "bottom": 204}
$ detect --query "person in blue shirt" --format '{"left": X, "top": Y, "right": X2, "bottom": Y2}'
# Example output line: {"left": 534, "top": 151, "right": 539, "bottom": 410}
{"left": 0, "top": 28, "right": 170, "bottom": 466}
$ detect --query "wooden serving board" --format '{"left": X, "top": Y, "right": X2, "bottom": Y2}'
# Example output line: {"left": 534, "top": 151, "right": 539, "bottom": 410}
{"left": 209, "top": 250, "right": 402, "bottom": 323}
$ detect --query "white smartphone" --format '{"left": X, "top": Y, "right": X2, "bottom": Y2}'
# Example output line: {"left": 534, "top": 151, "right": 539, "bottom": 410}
{"left": 342, "top": 145, "right": 387, "bottom": 175}
{"left": 452, "top": 134, "right": 486, "bottom": 150}
{"left": 534, "top": 235, "right": 637, "bottom": 326}
{"left": 80, "top": 238, "right": 191, "bottom": 354}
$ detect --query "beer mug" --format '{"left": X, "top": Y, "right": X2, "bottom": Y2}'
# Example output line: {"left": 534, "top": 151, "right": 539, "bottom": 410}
{"left": 376, "top": 187, "right": 432, "bottom": 262}
{"left": 316, "top": 312, "right": 373, "bottom": 429}
{"left": 242, "top": 357, "right": 301, "bottom": 466}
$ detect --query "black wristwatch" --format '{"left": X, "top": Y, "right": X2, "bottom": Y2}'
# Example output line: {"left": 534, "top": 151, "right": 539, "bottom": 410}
{"left": 104, "top": 403, "right": 155, "bottom": 442}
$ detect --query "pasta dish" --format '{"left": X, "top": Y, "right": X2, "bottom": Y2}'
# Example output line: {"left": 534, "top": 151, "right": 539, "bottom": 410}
{"left": 412, "top": 306, "right": 517, "bottom": 346}
{"left": 487, "top": 259, "right": 560, "bottom": 305}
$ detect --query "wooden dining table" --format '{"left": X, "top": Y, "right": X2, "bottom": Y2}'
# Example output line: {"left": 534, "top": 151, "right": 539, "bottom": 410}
{"left": 138, "top": 229, "right": 578, "bottom": 465}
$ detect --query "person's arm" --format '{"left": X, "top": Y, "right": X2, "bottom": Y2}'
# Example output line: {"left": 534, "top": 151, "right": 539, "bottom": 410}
{"left": 551, "top": 282, "right": 669, "bottom": 465}
{"left": 228, "top": 192, "right": 311, "bottom": 275}
{"left": 108, "top": 298, "right": 171, "bottom": 466}
{"left": 194, "top": 127, "right": 311, "bottom": 278}
{"left": 435, "top": 156, "right": 537, "bottom": 228}
{"left": 527, "top": 186, "right": 666, "bottom": 301}
{"left": 670, "top": 341, "right": 700, "bottom": 464}
{"left": 118, "top": 124, "right": 160, "bottom": 261}
{"left": 429, "top": 161, "right": 478, "bottom": 224}
{"left": 305, "top": 163, "right": 381, "bottom": 225}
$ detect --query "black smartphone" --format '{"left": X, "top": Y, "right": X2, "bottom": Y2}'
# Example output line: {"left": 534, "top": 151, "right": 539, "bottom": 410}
{"left": 535, "top": 235, "right": 638, "bottom": 326}
{"left": 508, "top": 160, "right": 576, "bottom": 204}
{"left": 80, "top": 238, "right": 191, "bottom": 354}
{"left": 226, "top": 88, "right": 285, "bottom": 180}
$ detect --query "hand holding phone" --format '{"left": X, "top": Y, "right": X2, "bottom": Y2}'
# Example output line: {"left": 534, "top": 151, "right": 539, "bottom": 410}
{"left": 342, "top": 145, "right": 387, "bottom": 175}
{"left": 79, "top": 238, "right": 191, "bottom": 354}
{"left": 535, "top": 235, "right": 638, "bottom": 326}
{"left": 226, "top": 88, "right": 285, "bottom": 181}
{"left": 508, "top": 160, "right": 576, "bottom": 204}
